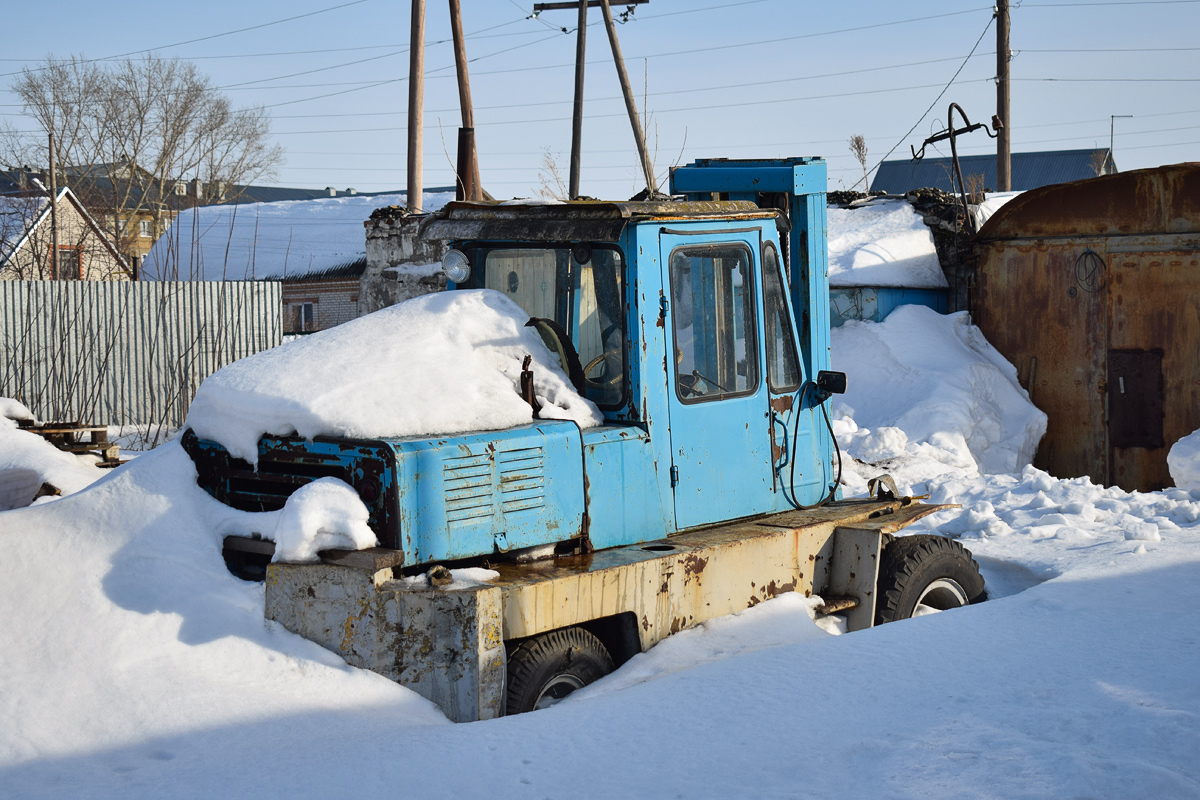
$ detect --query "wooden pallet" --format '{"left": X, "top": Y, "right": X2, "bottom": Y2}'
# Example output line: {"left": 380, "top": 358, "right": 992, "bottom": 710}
{"left": 22, "top": 421, "right": 122, "bottom": 467}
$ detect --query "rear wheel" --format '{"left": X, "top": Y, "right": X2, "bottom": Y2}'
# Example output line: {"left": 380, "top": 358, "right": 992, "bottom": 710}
{"left": 506, "top": 627, "right": 614, "bottom": 714}
{"left": 875, "top": 535, "right": 986, "bottom": 624}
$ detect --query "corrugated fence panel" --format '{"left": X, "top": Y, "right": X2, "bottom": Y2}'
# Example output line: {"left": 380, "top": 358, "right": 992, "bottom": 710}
{"left": 0, "top": 281, "right": 282, "bottom": 428}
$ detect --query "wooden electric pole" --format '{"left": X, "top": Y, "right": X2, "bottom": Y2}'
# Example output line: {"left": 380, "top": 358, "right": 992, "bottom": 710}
{"left": 996, "top": 0, "right": 1011, "bottom": 192}
{"left": 449, "top": 0, "right": 482, "bottom": 201}
{"left": 48, "top": 132, "right": 59, "bottom": 279}
{"left": 569, "top": 0, "right": 588, "bottom": 199}
{"left": 598, "top": 0, "right": 657, "bottom": 195}
{"left": 407, "top": 0, "right": 426, "bottom": 212}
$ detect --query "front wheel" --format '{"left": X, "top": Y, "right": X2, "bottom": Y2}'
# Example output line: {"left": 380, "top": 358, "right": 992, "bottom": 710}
{"left": 875, "top": 535, "right": 987, "bottom": 624}
{"left": 506, "top": 627, "right": 614, "bottom": 714}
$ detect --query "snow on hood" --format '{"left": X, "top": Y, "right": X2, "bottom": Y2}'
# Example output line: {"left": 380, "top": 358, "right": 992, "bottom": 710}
{"left": 827, "top": 199, "right": 947, "bottom": 289}
{"left": 185, "top": 289, "right": 604, "bottom": 464}
{"left": 831, "top": 305, "right": 1047, "bottom": 482}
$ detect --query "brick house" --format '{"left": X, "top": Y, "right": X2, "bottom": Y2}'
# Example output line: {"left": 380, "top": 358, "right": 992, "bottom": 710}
{"left": 0, "top": 187, "right": 129, "bottom": 281}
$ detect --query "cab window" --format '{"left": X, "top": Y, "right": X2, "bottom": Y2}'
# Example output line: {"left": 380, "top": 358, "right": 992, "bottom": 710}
{"left": 762, "top": 242, "right": 801, "bottom": 392}
{"left": 478, "top": 246, "right": 626, "bottom": 408}
{"left": 670, "top": 243, "right": 759, "bottom": 403}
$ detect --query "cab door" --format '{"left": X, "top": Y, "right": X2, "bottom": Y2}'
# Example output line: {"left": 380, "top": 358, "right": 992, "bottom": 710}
{"left": 661, "top": 229, "right": 773, "bottom": 529}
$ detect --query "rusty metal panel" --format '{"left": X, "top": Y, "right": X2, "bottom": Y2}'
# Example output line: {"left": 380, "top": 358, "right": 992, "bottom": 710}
{"left": 493, "top": 498, "right": 942, "bottom": 647}
{"left": 974, "top": 240, "right": 1108, "bottom": 483}
{"left": 1107, "top": 249, "right": 1200, "bottom": 491}
{"left": 976, "top": 163, "right": 1200, "bottom": 242}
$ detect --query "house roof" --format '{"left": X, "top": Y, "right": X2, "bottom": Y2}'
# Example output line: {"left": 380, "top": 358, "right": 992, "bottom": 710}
{"left": 280, "top": 256, "right": 367, "bottom": 282}
{"left": 225, "top": 185, "right": 456, "bottom": 204}
{"left": 870, "top": 148, "right": 1116, "bottom": 194}
{"left": 142, "top": 190, "right": 456, "bottom": 281}
{"left": 0, "top": 187, "right": 129, "bottom": 272}
{"left": 3, "top": 165, "right": 452, "bottom": 210}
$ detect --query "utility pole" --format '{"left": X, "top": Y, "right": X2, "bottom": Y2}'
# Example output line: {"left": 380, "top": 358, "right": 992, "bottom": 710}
{"left": 535, "top": 0, "right": 651, "bottom": 197}
{"left": 407, "top": 0, "right": 426, "bottom": 213}
{"left": 449, "top": 0, "right": 482, "bottom": 201}
{"left": 598, "top": 0, "right": 658, "bottom": 195}
{"left": 569, "top": 0, "right": 588, "bottom": 199}
{"left": 996, "top": 0, "right": 1011, "bottom": 192}
{"left": 48, "top": 132, "right": 59, "bottom": 279}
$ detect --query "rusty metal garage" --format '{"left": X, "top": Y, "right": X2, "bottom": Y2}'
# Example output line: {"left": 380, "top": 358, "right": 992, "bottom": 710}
{"left": 973, "top": 163, "right": 1200, "bottom": 492}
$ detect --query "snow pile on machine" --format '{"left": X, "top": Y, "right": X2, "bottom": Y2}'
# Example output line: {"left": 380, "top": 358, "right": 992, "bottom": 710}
{"left": 186, "top": 289, "right": 604, "bottom": 465}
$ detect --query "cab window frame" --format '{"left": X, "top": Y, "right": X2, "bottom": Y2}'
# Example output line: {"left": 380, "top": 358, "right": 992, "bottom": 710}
{"left": 668, "top": 241, "right": 761, "bottom": 405}
{"left": 463, "top": 242, "right": 630, "bottom": 412}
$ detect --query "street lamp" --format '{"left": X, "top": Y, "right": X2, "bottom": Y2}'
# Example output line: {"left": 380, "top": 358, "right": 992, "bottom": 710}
{"left": 1110, "top": 115, "right": 1133, "bottom": 172}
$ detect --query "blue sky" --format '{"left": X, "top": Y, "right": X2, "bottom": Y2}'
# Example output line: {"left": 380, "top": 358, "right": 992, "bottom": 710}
{"left": 2, "top": 0, "right": 1197, "bottom": 199}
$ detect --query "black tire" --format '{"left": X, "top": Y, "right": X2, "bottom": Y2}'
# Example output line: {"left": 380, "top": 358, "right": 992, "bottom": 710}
{"left": 875, "top": 535, "right": 987, "bottom": 624}
{"left": 506, "top": 627, "right": 614, "bottom": 715}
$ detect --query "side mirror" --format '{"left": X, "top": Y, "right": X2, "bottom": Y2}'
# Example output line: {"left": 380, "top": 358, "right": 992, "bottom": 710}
{"left": 817, "top": 370, "right": 847, "bottom": 396}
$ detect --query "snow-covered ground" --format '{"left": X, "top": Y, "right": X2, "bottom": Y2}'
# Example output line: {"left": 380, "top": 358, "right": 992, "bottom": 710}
{"left": 3, "top": 299, "right": 1200, "bottom": 798}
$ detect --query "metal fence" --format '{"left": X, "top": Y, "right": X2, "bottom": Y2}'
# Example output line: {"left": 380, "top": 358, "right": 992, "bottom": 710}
{"left": 0, "top": 280, "right": 281, "bottom": 428}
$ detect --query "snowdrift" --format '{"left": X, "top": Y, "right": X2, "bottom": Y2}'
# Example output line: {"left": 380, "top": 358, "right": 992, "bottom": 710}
{"left": 186, "top": 289, "right": 604, "bottom": 465}
{"left": 831, "top": 305, "right": 1047, "bottom": 488}
{"left": 0, "top": 411, "right": 108, "bottom": 510}
{"left": 1169, "top": 428, "right": 1200, "bottom": 491}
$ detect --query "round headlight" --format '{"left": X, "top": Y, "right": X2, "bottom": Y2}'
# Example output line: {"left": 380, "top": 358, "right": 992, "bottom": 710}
{"left": 442, "top": 249, "right": 472, "bottom": 284}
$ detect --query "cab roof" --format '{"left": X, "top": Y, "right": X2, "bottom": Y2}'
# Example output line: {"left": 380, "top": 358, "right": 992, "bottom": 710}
{"left": 420, "top": 199, "right": 786, "bottom": 244}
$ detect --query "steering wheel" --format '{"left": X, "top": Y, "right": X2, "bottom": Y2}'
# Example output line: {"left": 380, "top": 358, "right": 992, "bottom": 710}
{"left": 678, "top": 369, "right": 727, "bottom": 398}
{"left": 583, "top": 352, "right": 622, "bottom": 391}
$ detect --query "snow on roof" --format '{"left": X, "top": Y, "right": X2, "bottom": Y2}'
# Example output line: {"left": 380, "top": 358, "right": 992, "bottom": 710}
{"left": 0, "top": 194, "right": 50, "bottom": 263}
{"left": 141, "top": 190, "right": 455, "bottom": 282}
{"left": 971, "top": 190, "right": 1023, "bottom": 229}
{"left": 185, "top": 289, "right": 604, "bottom": 465}
{"left": 826, "top": 199, "right": 947, "bottom": 289}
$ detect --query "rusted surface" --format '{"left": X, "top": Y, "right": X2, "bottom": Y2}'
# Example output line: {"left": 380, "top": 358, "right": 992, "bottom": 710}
{"left": 769, "top": 395, "right": 795, "bottom": 413}
{"left": 974, "top": 163, "right": 1200, "bottom": 491}
{"left": 816, "top": 596, "right": 858, "bottom": 614}
{"left": 1107, "top": 249, "right": 1200, "bottom": 489}
{"left": 976, "top": 163, "right": 1200, "bottom": 242}
{"left": 491, "top": 499, "right": 915, "bottom": 646}
{"left": 422, "top": 199, "right": 782, "bottom": 245}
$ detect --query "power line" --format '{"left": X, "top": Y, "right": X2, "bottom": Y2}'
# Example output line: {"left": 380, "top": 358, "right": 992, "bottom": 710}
{"left": 0, "top": 0, "right": 373, "bottom": 78}
{"left": 855, "top": 13, "right": 995, "bottom": 189}
{"left": 261, "top": 30, "right": 570, "bottom": 108}
{"left": 264, "top": 51, "right": 997, "bottom": 119}
{"left": 1022, "top": 0, "right": 1200, "bottom": 6}
{"left": 1017, "top": 77, "right": 1200, "bottom": 82}
{"left": 236, "top": 6, "right": 995, "bottom": 110}
{"left": 263, "top": 78, "right": 993, "bottom": 135}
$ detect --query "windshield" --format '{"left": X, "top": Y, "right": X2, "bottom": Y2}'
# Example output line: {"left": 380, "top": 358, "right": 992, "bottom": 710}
{"left": 477, "top": 246, "right": 626, "bottom": 409}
